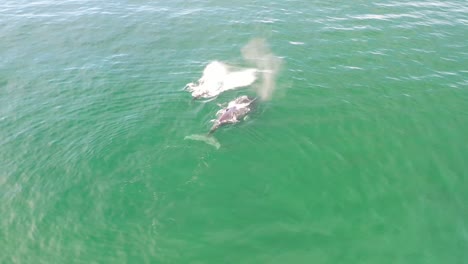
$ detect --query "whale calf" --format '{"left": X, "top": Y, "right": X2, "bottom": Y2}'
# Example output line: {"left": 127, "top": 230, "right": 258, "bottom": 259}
{"left": 209, "top": 95, "right": 256, "bottom": 133}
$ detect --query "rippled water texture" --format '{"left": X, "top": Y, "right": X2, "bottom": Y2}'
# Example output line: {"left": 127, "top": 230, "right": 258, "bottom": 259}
{"left": 1, "top": 0, "right": 467, "bottom": 263}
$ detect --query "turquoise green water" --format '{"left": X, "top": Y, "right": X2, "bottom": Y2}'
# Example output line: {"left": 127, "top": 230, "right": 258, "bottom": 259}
{"left": 1, "top": 1, "right": 467, "bottom": 263}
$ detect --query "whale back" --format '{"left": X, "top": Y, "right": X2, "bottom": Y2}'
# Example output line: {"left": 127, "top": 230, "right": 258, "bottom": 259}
{"left": 209, "top": 96, "right": 255, "bottom": 133}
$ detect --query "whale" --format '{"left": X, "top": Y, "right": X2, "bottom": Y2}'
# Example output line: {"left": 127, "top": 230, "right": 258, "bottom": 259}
{"left": 209, "top": 95, "right": 256, "bottom": 133}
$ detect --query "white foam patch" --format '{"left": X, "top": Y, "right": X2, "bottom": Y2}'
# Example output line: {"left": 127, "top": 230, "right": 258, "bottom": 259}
{"left": 289, "top": 41, "right": 305, "bottom": 45}
{"left": 185, "top": 61, "right": 257, "bottom": 99}
{"left": 184, "top": 134, "right": 221, "bottom": 149}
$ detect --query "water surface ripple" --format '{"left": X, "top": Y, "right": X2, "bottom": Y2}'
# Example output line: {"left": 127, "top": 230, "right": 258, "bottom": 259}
{"left": 1, "top": 0, "right": 467, "bottom": 263}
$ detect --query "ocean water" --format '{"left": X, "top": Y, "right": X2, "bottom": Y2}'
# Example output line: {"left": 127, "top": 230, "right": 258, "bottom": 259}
{"left": 1, "top": 0, "right": 467, "bottom": 263}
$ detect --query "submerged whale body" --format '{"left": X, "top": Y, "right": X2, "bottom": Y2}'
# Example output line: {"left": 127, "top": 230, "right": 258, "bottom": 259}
{"left": 185, "top": 61, "right": 257, "bottom": 99}
{"left": 209, "top": 95, "right": 256, "bottom": 133}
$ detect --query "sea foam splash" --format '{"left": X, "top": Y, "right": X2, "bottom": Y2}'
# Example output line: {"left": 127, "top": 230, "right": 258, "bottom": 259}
{"left": 185, "top": 61, "right": 257, "bottom": 99}
{"left": 184, "top": 38, "right": 281, "bottom": 101}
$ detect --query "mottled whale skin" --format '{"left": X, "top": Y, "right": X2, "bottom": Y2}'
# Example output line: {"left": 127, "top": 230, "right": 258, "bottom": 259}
{"left": 209, "top": 95, "right": 256, "bottom": 133}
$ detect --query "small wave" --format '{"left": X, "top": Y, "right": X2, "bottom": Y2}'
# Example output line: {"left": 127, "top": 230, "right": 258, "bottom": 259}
{"left": 289, "top": 41, "right": 305, "bottom": 45}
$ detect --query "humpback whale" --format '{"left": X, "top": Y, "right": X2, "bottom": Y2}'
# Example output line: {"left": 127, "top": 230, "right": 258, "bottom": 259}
{"left": 209, "top": 95, "right": 256, "bottom": 133}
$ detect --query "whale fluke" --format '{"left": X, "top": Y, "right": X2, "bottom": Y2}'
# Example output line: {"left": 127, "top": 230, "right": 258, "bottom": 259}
{"left": 184, "top": 134, "right": 221, "bottom": 149}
